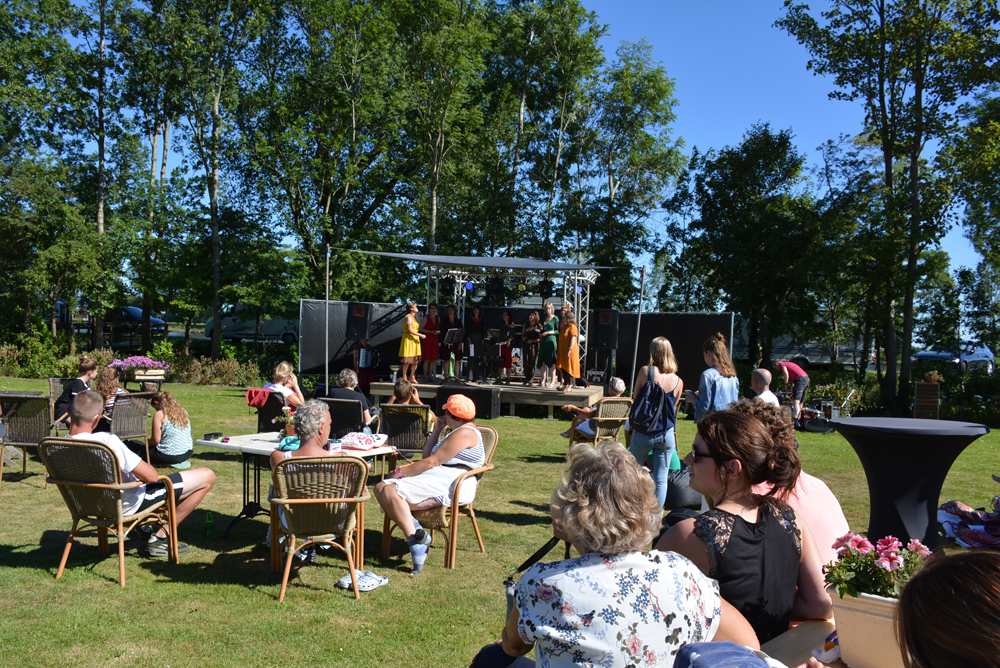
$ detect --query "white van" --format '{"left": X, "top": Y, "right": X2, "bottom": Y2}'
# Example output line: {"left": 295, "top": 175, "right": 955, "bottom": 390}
{"left": 204, "top": 304, "right": 299, "bottom": 344}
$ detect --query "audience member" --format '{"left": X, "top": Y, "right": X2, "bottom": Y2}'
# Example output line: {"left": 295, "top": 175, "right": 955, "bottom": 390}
{"left": 263, "top": 361, "right": 305, "bottom": 408}
{"left": 627, "top": 337, "right": 684, "bottom": 506}
{"left": 750, "top": 368, "right": 779, "bottom": 407}
{"left": 386, "top": 377, "right": 436, "bottom": 428}
{"left": 68, "top": 391, "right": 215, "bottom": 557}
{"left": 140, "top": 391, "right": 194, "bottom": 469}
{"left": 560, "top": 376, "right": 626, "bottom": 440}
{"left": 325, "top": 368, "right": 374, "bottom": 426}
{"left": 735, "top": 399, "right": 849, "bottom": 566}
{"left": 478, "top": 443, "right": 758, "bottom": 668}
{"left": 93, "top": 366, "right": 128, "bottom": 420}
{"left": 54, "top": 355, "right": 100, "bottom": 423}
{"left": 689, "top": 333, "right": 740, "bottom": 422}
{"left": 655, "top": 410, "right": 832, "bottom": 644}
{"left": 374, "top": 394, "right": 485, "bottom": 575}
{"left": 773, "top": 360, "right": 810, "bottom": 421}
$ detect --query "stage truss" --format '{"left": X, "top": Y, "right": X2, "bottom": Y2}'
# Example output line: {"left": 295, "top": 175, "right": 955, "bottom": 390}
{"left": 427, "top": 266, "right": 600, "bottom": 364}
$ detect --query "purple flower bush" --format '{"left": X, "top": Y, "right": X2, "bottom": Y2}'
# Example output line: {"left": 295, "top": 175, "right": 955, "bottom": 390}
{"left": 826, "top": 531, "right": 930, "bottom": 599}
{"left": 108, "top": 355, "right": 170, "bottom": 373}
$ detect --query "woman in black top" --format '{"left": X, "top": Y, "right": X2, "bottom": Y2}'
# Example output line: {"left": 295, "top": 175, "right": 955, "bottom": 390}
{"left": 497, "top": 310, "right": 516, "bottom": 384}
{"left": 655, "top": 410, "right": 831, "bottom": 643}
{"left": 464, "top": 305, "right": 487, "bottom": 381}
{"left": 54, "top": 356, "right": 100, "bottom": 422}
{"left": 521, "top": 311, "right": 542, "bottom": 386}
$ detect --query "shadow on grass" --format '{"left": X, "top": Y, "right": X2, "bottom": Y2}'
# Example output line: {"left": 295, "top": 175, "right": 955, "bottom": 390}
{"left": 516, "top": 454, "right": 565, "bottom": 464}
{"left": 474, "top": 510, "right": 549, "bottom": 527}
{"left": 508, "top": 500, "right": 550, "bottom": 514}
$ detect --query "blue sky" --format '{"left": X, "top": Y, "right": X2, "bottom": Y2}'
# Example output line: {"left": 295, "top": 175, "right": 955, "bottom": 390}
{"left": 581, "top": 0, "right": 980, "bottom": 271}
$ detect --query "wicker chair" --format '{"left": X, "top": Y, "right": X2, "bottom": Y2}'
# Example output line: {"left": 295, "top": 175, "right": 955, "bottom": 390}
{"left": 49, "top": 377, "right": 75, "bottom": 435}
{"left": 108, "top": 391, "right": 155, "bottom": 458}
{"left": 0, "top": 393, "right": 53, "bottom": 484}
{"left": 319, "top": 398, "right": 380, "bottom": 439}
{"left": 255, "top": 392, "right": 286, "bottom": 433}
{"left": 381, "top": 425, "right": 498, "bottom": 569}
{"left": 268, "top": 455, "right": 370, "bottom": 601}
{"left": 381, "top": 404, "right": 432, "bottom": 459}
{"left": 38, "top": 437, "right": 179, "bottom": 587}
{"left": 568, "top": 396, "right": 634, "bottom": 446}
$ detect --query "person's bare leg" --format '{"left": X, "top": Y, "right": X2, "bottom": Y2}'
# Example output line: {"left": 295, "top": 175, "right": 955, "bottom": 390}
{"left": 156, "top": 468, "right": 216, "bottom": 538}
{"left": 375, "top": 481, "right": 438, "bottom": 537}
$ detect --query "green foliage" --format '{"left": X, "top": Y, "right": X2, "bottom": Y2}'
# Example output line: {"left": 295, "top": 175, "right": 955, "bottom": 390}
{"left": 149, "top": 339, "right": 175, "bottom": 363}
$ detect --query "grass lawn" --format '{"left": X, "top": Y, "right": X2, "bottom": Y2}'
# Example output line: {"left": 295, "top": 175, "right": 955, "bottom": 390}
{"left": 1, "top": 377, "right": 997, "bottom": 667}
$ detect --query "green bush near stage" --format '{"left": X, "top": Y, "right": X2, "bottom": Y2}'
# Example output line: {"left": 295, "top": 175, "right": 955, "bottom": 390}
{"left": 1, "top": 376, "right": 995, "bottom": 668}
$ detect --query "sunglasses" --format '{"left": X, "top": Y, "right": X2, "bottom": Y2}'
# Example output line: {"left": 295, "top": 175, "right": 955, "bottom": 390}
{"left": 690, "top": 444, "right": 726, "bottom": 464}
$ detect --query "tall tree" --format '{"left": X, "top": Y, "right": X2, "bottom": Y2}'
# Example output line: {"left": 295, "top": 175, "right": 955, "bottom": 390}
{"left": 777, "top": 0, "right": 1000, "bottom": 409}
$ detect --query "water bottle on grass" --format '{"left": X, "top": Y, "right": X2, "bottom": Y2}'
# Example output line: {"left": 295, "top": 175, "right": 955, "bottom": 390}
{"left": 205, "top": 510, "right": 214, "bottom": 538}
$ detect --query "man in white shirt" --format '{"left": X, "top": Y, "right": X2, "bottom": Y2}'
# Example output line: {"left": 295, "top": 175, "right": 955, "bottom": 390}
{"left": 750, "top": 368, "right": 780, "bottom": 407}
{"left": 68, "top": 391, "right": 216, "bottom": 557}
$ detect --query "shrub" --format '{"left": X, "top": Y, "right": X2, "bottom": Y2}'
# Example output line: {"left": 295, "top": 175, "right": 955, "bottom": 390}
{"left": 149, "top": 339, "right": 174, "bottom": 363}
{"left": 170, "top": 355, "right": 205, "bottom": 384}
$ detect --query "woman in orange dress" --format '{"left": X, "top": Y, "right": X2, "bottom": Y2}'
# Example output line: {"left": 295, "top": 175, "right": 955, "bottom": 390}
{"left": 556, "top": 307, "right": 580, "bottom": 393}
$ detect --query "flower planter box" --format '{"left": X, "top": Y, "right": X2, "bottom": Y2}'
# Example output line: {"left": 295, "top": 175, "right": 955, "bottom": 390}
{"left": 829, "top": 587, "right": 904, "bottom": 668}
{"left": 127, "top": 369, "right": 166, "bottom": 382}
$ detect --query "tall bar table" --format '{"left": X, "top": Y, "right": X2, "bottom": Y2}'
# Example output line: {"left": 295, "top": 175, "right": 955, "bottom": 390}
{"left": 828, "top": 417, "right": 989, "bottom": 546}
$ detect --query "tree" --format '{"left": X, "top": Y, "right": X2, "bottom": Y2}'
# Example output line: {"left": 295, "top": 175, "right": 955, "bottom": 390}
{"left": 913, "top": 249, "right": 960, "bottom": 348}
{"left": 958, "top": 262, "right": 1000, "bottom": 352}
{"left": 777, "top": 0, "right": 1000, "bottom": 410}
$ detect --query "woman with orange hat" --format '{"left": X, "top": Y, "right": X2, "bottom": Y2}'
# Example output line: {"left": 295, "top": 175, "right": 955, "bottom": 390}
{"left": 374, "top": 394, "right": 485, "bottom": 575}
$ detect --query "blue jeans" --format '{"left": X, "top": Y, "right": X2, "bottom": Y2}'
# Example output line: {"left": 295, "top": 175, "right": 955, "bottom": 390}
{"left": 628, "top": 428, "right": 675, "bottom": 506}
{"left": 673, "top": 642, "right": 768, "bottom": 668}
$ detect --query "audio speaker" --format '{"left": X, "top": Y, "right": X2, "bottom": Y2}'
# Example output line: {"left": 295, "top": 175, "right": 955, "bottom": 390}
{"left": 345, "top": 302, "right": 372, "bottom": 339}
{"left": 436, "top": 385, "right": 502, "bottom": 420}
{"left": 592, "top": 309, "right": 619, "bottom": 348}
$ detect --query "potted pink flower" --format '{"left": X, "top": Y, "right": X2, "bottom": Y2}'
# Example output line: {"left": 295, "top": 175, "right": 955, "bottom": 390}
{"left": 823, "top": 532, "right": 931, "bottom": 668}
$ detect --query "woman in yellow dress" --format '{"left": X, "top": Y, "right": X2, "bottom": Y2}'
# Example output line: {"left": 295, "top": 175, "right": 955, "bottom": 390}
{"left": 556, "top": 306, "right": 581, "bottom": 393}
{"left": 398, "top": 302, "right": 425, "bottom": 384}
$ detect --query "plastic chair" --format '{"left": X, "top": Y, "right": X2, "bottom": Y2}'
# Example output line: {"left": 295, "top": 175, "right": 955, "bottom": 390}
{"left": 268, "top": 455, "right": 370, "bottom": 601}
{"left": 381, "top": 425, "right": 498, "bottom": 569}
{"left": 568, "top": 396, "right": 633, "bottom": 446}
{"left": 38, "top": 437, "right": 179, "bottom": 587}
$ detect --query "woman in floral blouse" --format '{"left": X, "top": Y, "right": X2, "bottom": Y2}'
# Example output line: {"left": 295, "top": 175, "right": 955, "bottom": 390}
{"left": 496, "top": 443, "right": 758, "bottom": 668}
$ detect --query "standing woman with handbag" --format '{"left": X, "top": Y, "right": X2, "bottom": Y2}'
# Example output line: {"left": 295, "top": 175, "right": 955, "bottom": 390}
{"left": 520, "top": 311, "right": 542, "bottom": 386}
{"left": 628, "top": 337, "right": 683, "bottom": 506}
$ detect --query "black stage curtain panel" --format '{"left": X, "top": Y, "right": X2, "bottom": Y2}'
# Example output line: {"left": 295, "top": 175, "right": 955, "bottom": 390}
{"left": 599, "top": 312, "right": 735, "bottom": 396}
{"left": 299, "top": 300, "right": 408, "bottom": 378}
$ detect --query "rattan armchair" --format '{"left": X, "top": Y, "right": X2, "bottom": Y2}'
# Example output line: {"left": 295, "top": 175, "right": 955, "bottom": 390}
{"left": 0, "top": 393, "right": 53, "bottom": 484}
{"left": 38, "top": 437, "right": 179, "bottom": 587}
{"left": 568, "top": 396, "right": 633, "bottom": 446}
{"left": 49, "top": 377, "right": 74, "bottom": 435}
{"left": 381, "top": 425, "right": 498, "bottom": 569}
{"left": 381, "top": 404, "right": 432, "bottom": 459}
{"left": 108, "top": 391, "right": 155, "bottom": 459}
{"left": 319, "top": 398, "right": 380, "bottom": 439}
{"left": 268, "top": 455, "right": 370, "bottom": 601}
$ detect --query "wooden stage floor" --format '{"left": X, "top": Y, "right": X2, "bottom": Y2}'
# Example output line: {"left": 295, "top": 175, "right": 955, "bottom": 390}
{"left": 369, "top": 380, "right": 604, "bottom": 418}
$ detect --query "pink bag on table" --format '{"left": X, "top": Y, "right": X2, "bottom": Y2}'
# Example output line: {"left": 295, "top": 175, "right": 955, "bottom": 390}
{"left": 339, "top": 432, "right": 379, "bottom": 451}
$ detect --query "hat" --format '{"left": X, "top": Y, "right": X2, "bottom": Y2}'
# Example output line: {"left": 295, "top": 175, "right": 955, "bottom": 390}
{"left": 441, "top": 394, "right": 476, "bottom": 420}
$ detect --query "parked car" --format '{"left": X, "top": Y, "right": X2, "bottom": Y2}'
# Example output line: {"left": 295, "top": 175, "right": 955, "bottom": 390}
{"left": 104, "top": 306, "right": 167, "bottom": 337}
{"left": 910, "top": 341, "right": 994, "bottom": 374}
{"left": 204, "top": 304, "right": 298, "bottom": 344}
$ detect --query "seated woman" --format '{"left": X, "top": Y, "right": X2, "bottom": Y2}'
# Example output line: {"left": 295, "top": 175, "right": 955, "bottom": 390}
{"left": 141, "top": 391, "right": 194, "bottom": 469}
{"left": 54, "top": 355, "right": 100, "bottom": 423}
{"left": 385, "top": 378, "right": 436, "bottom": 428}
{"left": 94, "top": 367, "right": 128, "bottom": 414}
{"left": 655, "top": 410, "right": 832, "bottom": 644}
{"left": 488, "top": 443, "right": 758, "bottom": 668}
{"left": 263, "top": 361, "right": 305, "bottom": 408}
{"left": 373, "top": 394, "right": 485, "bottom": 575}
{"left": 732, "top": 398, "right": 850, "bottom": 567}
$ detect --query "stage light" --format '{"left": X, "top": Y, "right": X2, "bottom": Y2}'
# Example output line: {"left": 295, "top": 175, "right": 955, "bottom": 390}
{"left": 576, "top": 286, "right": 583, "bottom": 294}
{"left": 465, "top": 281, "right": 474, "bottom": 290}
{"left": 518, "top": 283, "right": 526, "bottom": 292}
{"left": 539, "top": 279, "right": 554, "bottom": 298}
{"left": 487, "top": 275, "right": 504, "bottom": 300}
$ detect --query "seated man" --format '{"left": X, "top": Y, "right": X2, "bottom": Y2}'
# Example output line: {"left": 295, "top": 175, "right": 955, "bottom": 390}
{"left": 749, "top": 368, "right": 779, "bottom": 407}
{"left": 323, "top": 368, "right": 374, "bottom": 426}
{"left": 67, "top": 390, "right": 216, "bottom": 557}
{"left": 560, "top": 376, "right": 626, "bottom": 439}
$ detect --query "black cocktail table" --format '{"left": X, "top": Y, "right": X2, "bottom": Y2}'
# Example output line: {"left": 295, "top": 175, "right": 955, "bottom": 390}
{"left": 828, "top": 417, "right": 989, "bottom": 546}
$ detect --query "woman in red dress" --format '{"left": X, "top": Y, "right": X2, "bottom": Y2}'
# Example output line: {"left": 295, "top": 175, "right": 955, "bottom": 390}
{"left": 419, "top": 303, "right": 440, "bottom": 384}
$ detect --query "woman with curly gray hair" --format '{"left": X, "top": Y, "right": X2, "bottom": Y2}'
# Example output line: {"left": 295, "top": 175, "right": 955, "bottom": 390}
{"left": 489, "top": 443, "right": 758, "bottom": 668}
{"left": 268, "top": 400, "right": 331, "bottom": 468}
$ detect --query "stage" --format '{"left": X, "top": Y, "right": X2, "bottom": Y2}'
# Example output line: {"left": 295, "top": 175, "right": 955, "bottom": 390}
{"left": 369, "top": 380, "right": 605, "bottom": 418}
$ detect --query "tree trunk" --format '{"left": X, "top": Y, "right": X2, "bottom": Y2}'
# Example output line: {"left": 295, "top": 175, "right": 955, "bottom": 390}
{"left": 210, "top": 96, "right": 223, "bottom": 361}
{"left": 93, "top": 0, "right": 108, "bottom": 350}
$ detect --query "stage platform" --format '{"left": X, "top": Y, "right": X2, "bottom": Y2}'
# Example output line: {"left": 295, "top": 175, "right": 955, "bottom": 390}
{"left": 369, "top": 380, "right": 604, "bottom": 418}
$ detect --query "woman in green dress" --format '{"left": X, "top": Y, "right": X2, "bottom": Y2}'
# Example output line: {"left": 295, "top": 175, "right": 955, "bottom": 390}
{"left": 539, "top": 302, "right": 559, "bottom": 388}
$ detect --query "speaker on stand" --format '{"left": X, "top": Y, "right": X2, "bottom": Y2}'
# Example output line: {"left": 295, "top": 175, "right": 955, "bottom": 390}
{"left": 589, "top": 309, "right": 619, "bottom": 385}
{"left": 345, "top": 302, "right": 373, "bottom": 339}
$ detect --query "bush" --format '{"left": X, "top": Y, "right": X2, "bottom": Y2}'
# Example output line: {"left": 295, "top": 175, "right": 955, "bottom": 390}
{"left": 149, "top": 339, "right": 174, "bottom": 363}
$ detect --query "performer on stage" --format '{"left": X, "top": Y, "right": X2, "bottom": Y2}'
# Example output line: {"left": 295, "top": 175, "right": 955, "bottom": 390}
{"left": 440, "top": 304, "right": 463, "bottom": 378}
{"left": 465, "top": 305, "right": 487, "bottom": 382}
{"left": 521, "top": 311, "right": 542, "bottom": 386}
{"left": 498, "top": 310, "right": 516, "bottom": 385}
{"left": 557, "top": 306, "right": 581, "bottom": 393}
{"left": 352, "top": 338, "right": 377, "bottom": 396}
{"left": 419, "top": 303, "right": 440, "bottom": 384}
{"left": 398, "top": 302, "right": 425, "bottom": 384}
{"left": 539, "top": 302, "right": 559, "bottom": 388}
